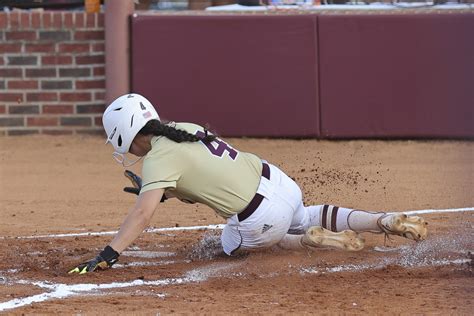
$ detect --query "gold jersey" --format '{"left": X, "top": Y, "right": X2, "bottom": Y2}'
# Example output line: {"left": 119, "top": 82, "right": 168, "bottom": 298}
{"left": 140, "top": 122, "right": 263, "bottom": 218}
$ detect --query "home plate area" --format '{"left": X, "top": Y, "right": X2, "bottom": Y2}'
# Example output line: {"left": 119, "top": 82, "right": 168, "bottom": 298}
{"left": 0, "top": 210, "right": 472, "bottom": 314}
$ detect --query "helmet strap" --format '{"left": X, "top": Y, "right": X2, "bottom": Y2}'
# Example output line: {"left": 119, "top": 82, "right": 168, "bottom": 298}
{"left": 112, "top": 152, "right": 143, "bottom": 167}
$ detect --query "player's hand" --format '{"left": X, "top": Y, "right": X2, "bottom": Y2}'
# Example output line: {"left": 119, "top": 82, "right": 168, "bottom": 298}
{"left": 68, "top": 246, "right": 119, "bottom": 275}
{"left": 123, "top": 170, "right": 168, "bottom": 203}
{"left": 123, "top": 170, "right": 142, "bottom": 195}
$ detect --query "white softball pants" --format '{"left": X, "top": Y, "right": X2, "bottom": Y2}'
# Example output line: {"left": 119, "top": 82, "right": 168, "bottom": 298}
{"left": 221, "top": 163, "right": 319, "bottom": 255}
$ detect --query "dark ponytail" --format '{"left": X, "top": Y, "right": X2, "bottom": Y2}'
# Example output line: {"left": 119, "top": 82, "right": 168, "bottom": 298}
{"left": 138, "top": 120, "right": 216, "bottom": 143}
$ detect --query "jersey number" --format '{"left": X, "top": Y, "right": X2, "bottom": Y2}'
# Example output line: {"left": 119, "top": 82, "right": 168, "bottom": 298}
{"left": 196, "top": 130, "right": 238, "bottom": 160}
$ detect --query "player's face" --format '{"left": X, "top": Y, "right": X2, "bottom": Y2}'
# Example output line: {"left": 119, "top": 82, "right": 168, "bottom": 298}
{"left": 129, "top": 134, "right": 152, "bottom": 157}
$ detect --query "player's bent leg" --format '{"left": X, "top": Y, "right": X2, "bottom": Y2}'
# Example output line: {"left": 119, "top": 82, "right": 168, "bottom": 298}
{"left": 377, "top": 213, "right": 428, "bottom": 241}
{"left": 222, "top": 221, "right": 290, "bottom": 255}
{"left": 318, "top": 205, "right": 386, "bottom": 233}
{"left": 221, "top": 197, "right": 294, "bottom": 255}
{"left": 290, "top": 204, "right": 384, "bottom": 233}
{"left": 289, "top": 203, "right": 428, "bottom": 242}
{"left": 287, "top": 202, "right": 319, "bottom": 235}
{"left": 278, "top": 227, "right": 365, "bottom": 251}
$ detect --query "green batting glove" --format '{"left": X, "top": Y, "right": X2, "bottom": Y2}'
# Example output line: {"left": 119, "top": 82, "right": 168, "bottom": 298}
{"left": 69, "top": 246, "right": 119, "bottom": 275}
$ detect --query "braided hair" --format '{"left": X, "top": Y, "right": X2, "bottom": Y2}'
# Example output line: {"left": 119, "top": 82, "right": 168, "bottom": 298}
{"left": 138, "top": 120, "right": 216, "bottom": 143}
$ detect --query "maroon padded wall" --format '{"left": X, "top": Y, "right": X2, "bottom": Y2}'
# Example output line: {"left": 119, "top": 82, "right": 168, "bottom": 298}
{"left": 131, "top": 15, "right": 320, "bottom": 137}
{"left": 318, "top": 13, "right": 474, "bottom": 138}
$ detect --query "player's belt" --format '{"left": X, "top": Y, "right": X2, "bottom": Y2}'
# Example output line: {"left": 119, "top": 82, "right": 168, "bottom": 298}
{"left": 237, "top": 162, "right": 270, "bottom": 222}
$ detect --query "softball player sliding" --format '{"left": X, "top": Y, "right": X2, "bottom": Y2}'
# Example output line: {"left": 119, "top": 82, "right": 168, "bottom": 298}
{"left": 70, "top": 93, "right": 428, "bottom": 274}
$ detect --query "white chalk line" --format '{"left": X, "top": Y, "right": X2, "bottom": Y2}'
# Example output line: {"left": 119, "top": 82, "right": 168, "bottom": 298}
{"left": 0, "top": 262, "right": 240, "bottom": 312}
{"left": 121, "top": 251, "right": 175, "bottom": 259}
{"left": 1, "top": 254, "right": 470, "bottom": 313}
{"left": 1, "top": 224, "right": 226, "bottom": 240}
{"left": 300, "top": 258, "right": 471, "bottom": 275}
{"left": 1, "top": 207, "right": 473, "bottom": 240}
{"left": 113, "top": 260, "right": 190, "bottom": 269}
{"left": 0, "top": 277, "right": 190, "bottom": 312}
{"left": 402, "top": 207, "right": 474, "bottom": 215}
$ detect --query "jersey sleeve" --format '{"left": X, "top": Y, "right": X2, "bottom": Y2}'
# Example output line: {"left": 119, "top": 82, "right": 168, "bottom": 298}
{"left": 140, "top": 144, "right": 182, "bottom": 194}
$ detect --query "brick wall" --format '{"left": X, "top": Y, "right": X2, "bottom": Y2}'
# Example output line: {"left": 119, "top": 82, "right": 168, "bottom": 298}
{"left": 0, "top": 11, "right": 105, "bottom": 136}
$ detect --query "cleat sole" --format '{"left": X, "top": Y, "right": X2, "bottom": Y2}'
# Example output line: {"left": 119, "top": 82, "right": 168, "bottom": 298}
{"left": 303, "top": 226, "right": 365, "bottom": 251}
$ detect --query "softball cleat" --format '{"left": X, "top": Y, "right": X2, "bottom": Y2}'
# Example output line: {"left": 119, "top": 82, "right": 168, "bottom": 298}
{"left": 302, "top": 226, "right": 365, "bottom": 251}
{"left": 377, "top": 213, "right": 428, "bottom": 241}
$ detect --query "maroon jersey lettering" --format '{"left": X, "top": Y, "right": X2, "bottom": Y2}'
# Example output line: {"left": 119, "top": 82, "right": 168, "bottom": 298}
{"left": 196, "top": 130, "right": 238, "bottom": 160}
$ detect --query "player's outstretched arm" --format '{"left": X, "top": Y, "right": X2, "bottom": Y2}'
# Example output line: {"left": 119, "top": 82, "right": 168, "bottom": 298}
{"left": 109, "top": 188, "right": 164, "bottom": 253}
{"left": 69, "top": 188, "right": 164, "bottom": 275}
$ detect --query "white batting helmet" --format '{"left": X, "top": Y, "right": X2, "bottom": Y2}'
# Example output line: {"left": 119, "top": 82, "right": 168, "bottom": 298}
{"left": 102, "top": 93, "right": 160, "bottom": 154}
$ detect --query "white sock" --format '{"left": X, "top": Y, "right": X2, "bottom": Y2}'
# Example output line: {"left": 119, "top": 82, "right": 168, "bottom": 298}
{"left": 317, "top": 205, "right": 385, "bottom": 233}
{"left": 288, "top": 204, "right": 386, "bottom": 235}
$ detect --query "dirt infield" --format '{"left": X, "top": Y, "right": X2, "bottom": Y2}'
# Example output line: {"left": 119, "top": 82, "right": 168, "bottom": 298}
{"left": 0, "top": 135, "right": 473, "bottom": 314}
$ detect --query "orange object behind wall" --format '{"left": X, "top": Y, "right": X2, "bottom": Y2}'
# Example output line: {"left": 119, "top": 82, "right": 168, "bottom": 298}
{"left": 85, "top": 0, "right": 101, "bottom": 13}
